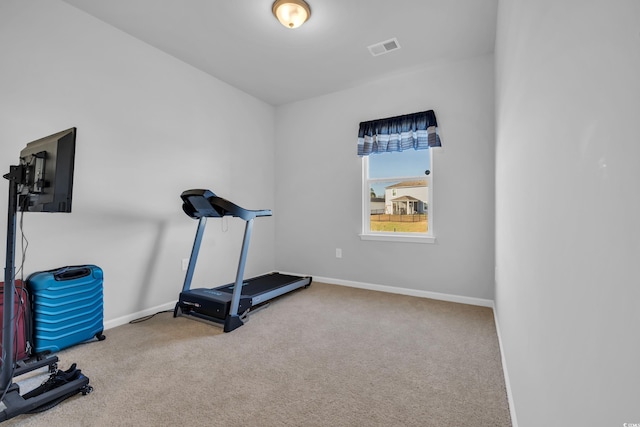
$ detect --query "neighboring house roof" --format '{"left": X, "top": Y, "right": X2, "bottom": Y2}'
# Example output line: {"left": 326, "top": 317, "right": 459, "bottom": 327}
{"left": 386, "top": 179, "right": 427, "bottom": 189}
{"left": 391, "top": 195, "right": 421, "bottom": 202}
{"left": 370, "top": 197, "right": 385, "bottom": 203}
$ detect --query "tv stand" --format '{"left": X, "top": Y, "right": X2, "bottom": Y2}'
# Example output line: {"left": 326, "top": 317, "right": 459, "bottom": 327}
{"left": 1, "top": 165, "right": 91, "bottom": 422}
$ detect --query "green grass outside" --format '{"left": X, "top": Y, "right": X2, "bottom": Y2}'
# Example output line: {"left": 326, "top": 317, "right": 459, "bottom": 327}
{"left": 370, "top": 215, "right": 428, "bottom": 233}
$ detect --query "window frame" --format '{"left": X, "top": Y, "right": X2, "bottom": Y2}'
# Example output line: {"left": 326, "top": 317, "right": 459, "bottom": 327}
{"left": 360, "top": 151, "right": 436, "bottom": 244}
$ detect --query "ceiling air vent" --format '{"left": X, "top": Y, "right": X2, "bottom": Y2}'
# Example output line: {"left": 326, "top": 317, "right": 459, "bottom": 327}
{"left": 367, "top": 38, "right": 401, "bottom": 57}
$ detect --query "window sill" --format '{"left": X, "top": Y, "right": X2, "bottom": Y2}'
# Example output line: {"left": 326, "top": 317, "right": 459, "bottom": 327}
{"left": 359, "top": 233, "right": 436, "bottom": 244}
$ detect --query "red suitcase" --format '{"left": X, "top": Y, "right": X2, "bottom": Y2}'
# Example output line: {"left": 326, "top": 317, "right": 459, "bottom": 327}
{"left": 0, "top": 279, "right": 31, "bottom": 364}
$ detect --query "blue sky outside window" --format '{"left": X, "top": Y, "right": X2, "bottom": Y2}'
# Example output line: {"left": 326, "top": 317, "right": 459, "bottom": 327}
{"left": 368, "top": 149, "right": 430, "bottom": 197}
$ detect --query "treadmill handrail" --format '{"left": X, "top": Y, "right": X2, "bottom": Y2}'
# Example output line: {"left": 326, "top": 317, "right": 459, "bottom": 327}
{"left": 209, "top": 196, "right": 272, "bottom": 221}
{"left": 180, "top": 189, "right": 272, "bottom": 221}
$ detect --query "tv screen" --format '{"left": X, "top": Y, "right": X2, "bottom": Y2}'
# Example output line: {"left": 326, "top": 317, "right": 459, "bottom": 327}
{"left": 18, "top": 127, "right": 76, "bottom": 213}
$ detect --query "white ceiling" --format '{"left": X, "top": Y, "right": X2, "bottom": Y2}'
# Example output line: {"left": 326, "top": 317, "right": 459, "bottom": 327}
{"left": 61, "top": 0, "right": 498, "bottom": 106}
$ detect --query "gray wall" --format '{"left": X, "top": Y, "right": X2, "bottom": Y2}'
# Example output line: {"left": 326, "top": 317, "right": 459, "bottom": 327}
{"left": 274, "top": 54, "right": 496, "bottom": 300}
{"left": 495, "top": 0, "right": 640, "bottom": 425}
{"left": 1, "top": 1, "right": 496, "bottom": 323}
{"left": 0, "top": 0, "right": 277, "bottom": 325}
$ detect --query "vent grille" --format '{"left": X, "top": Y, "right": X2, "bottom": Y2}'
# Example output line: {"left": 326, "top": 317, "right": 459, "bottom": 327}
{"left": 367, "top": 38, "right": 401, "bottom": 56}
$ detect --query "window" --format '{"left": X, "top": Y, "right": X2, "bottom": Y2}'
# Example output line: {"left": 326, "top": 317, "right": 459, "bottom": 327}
{"left": 361, "top": 149, "right": 435, "bottom": 243}
{"left": 356, "top": 109, "right": 441, "bottom": 243}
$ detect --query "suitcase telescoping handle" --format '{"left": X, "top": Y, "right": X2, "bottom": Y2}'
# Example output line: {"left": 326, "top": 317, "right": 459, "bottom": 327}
{"left": 53, "top": 266, "right": 92, "bottom": 281}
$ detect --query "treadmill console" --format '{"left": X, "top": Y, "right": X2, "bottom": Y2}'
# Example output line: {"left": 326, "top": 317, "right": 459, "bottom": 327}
{"left": 180, "top": 189, "right": 272, "bottom": 221}
{"left": 181, "top": 189, "right": 220, "bottom": 218}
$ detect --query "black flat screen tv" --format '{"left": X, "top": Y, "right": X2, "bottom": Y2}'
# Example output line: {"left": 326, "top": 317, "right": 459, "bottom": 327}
{"left": 18, "top": 127, "right": 76, "bottom": 213}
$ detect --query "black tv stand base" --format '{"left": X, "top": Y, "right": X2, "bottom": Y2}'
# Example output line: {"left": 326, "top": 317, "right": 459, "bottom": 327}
{"left": 0, "top": 356, "right": 92, "bottom": 422}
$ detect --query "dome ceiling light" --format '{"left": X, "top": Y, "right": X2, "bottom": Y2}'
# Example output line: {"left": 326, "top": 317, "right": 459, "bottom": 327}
{"left": 272, "top": 0, "right": 311, "bottom": 29}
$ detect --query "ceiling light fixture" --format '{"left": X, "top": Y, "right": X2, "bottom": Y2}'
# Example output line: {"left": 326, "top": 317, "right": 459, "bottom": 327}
{"left": 272, "top": 0, "right": 311, "bottom": 29}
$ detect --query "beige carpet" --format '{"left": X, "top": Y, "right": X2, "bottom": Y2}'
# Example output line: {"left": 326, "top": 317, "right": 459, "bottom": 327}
{"left": 4, "top": 282, "right": 511, "bottom": 426}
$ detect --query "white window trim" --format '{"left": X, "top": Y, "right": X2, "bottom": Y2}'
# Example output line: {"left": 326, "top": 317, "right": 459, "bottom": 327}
{"left": 360, "top": 152, "right": 436, "bottom": 244}
{"left": 359, "top": 233, "right": 436, "bottom": 244}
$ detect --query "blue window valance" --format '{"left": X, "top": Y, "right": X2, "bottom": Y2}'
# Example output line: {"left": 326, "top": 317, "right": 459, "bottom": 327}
{"left": 357, "top": 110, "right": 442, "bottom": 156}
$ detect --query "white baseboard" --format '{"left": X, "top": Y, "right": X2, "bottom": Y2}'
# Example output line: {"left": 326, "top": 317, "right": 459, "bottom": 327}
{"left": 103, "top": 301, "right": 176, "bottom": 330}
{"left": 105, "top": 272, "right": 492, "bottom": 331}
{"left": 492, "top": 304, "right": 519, "bottom": 427}
{"left": 309, "top": 274, "right": 494, "bottom": 307}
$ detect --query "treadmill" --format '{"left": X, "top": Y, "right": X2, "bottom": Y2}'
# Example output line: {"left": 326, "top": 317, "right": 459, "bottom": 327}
{"left": 174, "top": 189, "right": 312, "bottom": 332}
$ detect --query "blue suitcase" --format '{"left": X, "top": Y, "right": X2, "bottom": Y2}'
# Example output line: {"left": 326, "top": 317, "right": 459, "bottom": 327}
{"left": 26, "top": 265, "right": 106, "bottom": 354}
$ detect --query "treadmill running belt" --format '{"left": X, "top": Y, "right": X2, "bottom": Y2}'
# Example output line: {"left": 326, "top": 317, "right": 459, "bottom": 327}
{"left": 217, "top": 273, "right": 304, "bottom": 296}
